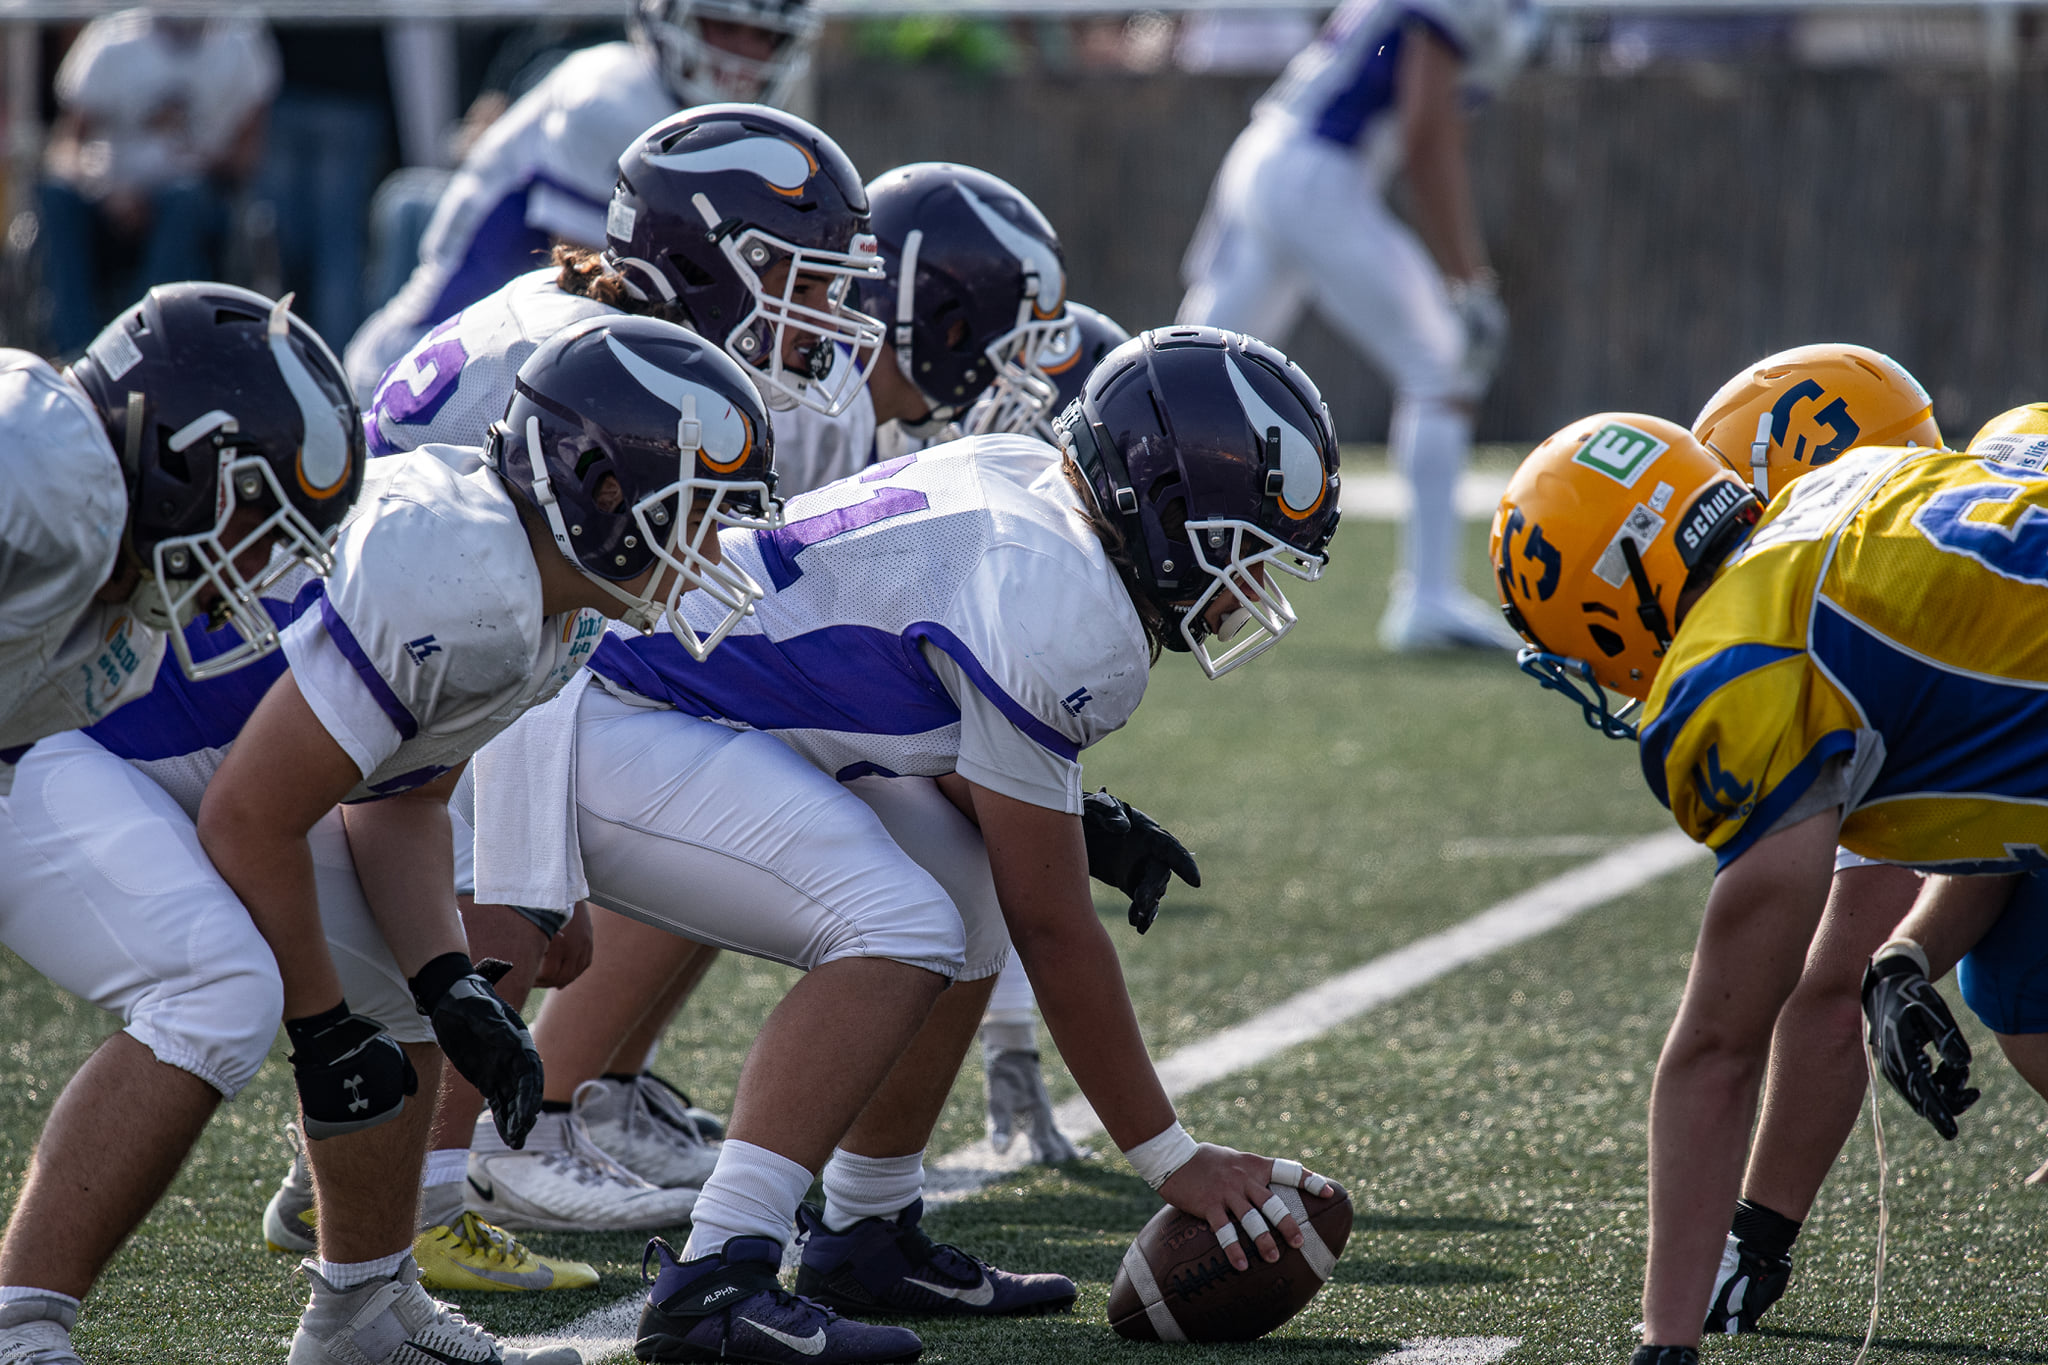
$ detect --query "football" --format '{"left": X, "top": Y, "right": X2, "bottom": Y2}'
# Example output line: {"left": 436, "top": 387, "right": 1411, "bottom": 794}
{"left": 1106, "top": 1180, "right": 1352, "bottom": 1342}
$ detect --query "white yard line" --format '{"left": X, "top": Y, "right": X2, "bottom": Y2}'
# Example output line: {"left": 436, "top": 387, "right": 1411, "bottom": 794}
{"left": 513, "top": 829, "right": 1708, "bottom": 1361}
{"left": 1440, "top": 834, "right": 1630, "bottom": 860}
{"left": 1340, "top": 470, "right": 1511, "bottom": 521}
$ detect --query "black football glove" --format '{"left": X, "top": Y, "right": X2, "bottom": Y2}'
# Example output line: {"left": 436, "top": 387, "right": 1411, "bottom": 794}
{"left": 410, "top": 952, "right": 543, "bottom": 1149}
{"left": 1862, "top": 941, "right": 1980, "bottom": 1140}
{"left": 286, "top": 1001, "right": 418, "bottom": 1140}
{"left": 1630, "top": 1349, "right": 1698, "bottom": 1365}
{"left": 1081, "top": 787, "right": 1201, "bottom": 934}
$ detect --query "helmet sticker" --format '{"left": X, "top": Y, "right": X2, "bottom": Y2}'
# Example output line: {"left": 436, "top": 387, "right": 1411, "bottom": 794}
{"left": 648, "top": 134, "right": 815, "bottom": 195}
{"left": 603, "top": 333, "right": 751, "bottom": 469}
{"left": 956, "top": 182, "right": 1066, "bottom": 318}
{"left": 607, "top": 198, "right": 637, "bottom": 241}
{"left": 1591, "top": 504, "right": 1666, "bottom": 588}
{"left": 1572, "top": 421, "right": 1667, "bottom": 489}
{"left": 268, "top": 296, "right": 352, "bottom": 497}
{"left": 88, "top": 324, "right": 143, "bottom": 381}
{"left": 1224, "top": 354, "right": 1323, "bottom": 518}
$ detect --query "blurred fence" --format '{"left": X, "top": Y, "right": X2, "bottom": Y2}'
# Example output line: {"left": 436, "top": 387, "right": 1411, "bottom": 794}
{"left": 817, "top": 61, "right": 2047, "bottom": 440}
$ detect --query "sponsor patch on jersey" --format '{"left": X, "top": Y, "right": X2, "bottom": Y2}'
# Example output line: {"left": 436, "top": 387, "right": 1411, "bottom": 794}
{"left": 1741, "top": 447, "right": 1897, "bottom": 556}
{"left": 1591, "top": 504, "right": 1665, "bottom": 588}
{"left": 1974, "top": 434, "right": 2048, "bottom": 477}
{"left": 1573, "top": 422, "right": 1666, "bottom": 489}
{"left": 405, "top": 634, "right": 441, "bottom": 665}
{"left": 1061, "top": 685, "right": 1092, "bottom": 716}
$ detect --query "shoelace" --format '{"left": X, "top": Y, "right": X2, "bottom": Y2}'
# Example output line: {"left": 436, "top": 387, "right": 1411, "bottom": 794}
{"left": 552, "top": 1097, "right": 662, "bottom": 1190}
{"left": 445, "top": 1212, "right": 529, "bottom": 1269}
{"left": 638, "top": 1072, "right": 711, "bottom": 1143}
{"left": 899, "top": 1225, "right": 985, "bottom": 1283}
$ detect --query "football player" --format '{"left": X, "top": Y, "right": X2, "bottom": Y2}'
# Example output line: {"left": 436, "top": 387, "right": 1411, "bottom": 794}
{"left": 6, "top": 317, "right": 767, "bottom": 1365}
{"left": 1178, "top": 0, "right": 1532, "bottom": 651}
{"left": 343, "top": 0, "right": 821, "bottom": 400}
{"left": 468, "top": 327, "right": 1339, "bottom": 1364}
{"left": 1495, "top": 406, "right": 2048, "bottom": 1364}
{"left": 0, "top": 283, "right": 362, "bottom": 1365}
{"left": 1684, "top": 345, "right": 1941, "bottom": 1334}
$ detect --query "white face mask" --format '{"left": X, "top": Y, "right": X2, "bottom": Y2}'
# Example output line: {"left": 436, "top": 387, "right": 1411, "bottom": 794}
{"left": 1176, "top": 520, "right": 1328, "bottom": 679}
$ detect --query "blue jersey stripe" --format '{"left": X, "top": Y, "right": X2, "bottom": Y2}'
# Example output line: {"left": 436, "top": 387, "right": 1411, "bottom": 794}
{"left": 1638, "top": 642, "right": 1804, "bottom": 808}
{"left": 1711, "top": 731, "right": 1857, "bottom": 870}
{"left": 86, "top": 580, "right": 324, "bottom": 761}
{"left": 912, "top": 623, "right": 1081, "bottom": 762}
{"left": 1813, "top": 600, "right": 2048, "bottom": 804}
{"left": 319, "top": 591, "right": 420, "bottom": 742}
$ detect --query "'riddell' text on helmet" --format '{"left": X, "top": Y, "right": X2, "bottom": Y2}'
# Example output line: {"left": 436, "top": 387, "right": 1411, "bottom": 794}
{"left": 604, "top": 104, "right": 884, "bottom": 417}
{"left": 68, "top": 283, "right": 364, "bottom": 682}
{"left": 1057, "top": 326, "right": 1341, "bottom": 679}
{"left": 1493, "top": 413, "right": 1760, "bottom": 740}
{"left": 487, "top": 314, "right": 777, "bottom": 660}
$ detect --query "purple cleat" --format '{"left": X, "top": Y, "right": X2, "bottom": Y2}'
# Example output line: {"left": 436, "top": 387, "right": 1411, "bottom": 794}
{"left": 794, "top": 1200, "right": 1076, "bottom": 1318}
{"left": 634, "top": 1235, "right": 922, "bottom": 1365}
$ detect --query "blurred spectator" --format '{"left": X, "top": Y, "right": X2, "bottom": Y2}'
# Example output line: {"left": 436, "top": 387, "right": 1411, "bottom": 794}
{"left": 37, "top": 9, "right": 279, "bottom": 354}
{"left": 256, "top": 25, "right": 392, "bottom": 349}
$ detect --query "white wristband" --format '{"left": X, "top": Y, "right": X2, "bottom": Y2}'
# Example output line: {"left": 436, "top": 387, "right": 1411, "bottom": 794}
{"left": 1124, "top": 1121, "right": 1200, "bottom": 1190}
{"left": 1876, "top": 936, "right": 1930, "bottom": 975}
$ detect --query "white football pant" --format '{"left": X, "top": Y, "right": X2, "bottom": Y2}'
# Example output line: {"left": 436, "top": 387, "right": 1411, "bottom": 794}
{"left": 1179, "top": 116, "right": 1477, "bottom": 608}
{"left": 570, "top": 685, "right": 1008, "bottom": 983}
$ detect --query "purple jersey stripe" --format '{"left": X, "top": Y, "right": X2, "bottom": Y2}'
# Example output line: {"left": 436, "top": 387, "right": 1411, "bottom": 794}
{"left": 910, "top": 623, "right": 1081, "bottom": 762}
{"left": 319, "top": 589, "right": 420, "bottom": 742}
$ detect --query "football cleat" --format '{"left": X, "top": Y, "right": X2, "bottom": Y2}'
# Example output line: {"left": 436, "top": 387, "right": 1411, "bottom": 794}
{"left": 264, "top": 1121, "right": 319, "bottom": 1255}
{"left": 633, "top": 1071, "right": 727, "bottom": 1144}
{"left": 1703, "top": 1231, "right": 1792, "bottom": 1334}
{"left": 0, "top": 1297, "right": 83, "bottom": 1365}
{"left": 414, "top": 1211, "right": 600, "bottom": 1293}
{"left": 794, "top": 1201, "right": 1076, "bottom": 1318}
{"left": 1378, "top": 578, "right": 1524, "bottom": 654}
{"left": 287, "top": 1255, "right": 581, "bottom": 1365}
{"left": 636, "top": 1235, "right": 922, "bottom": 1364}
{"left": 466, "top": 1111, "right": 700, "bottom": 1233}
{"left": 574, "top": 1077, "right": 720, "bottom": 1189}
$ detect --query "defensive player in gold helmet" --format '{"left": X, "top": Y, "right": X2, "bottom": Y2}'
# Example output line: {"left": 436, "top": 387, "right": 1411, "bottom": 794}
{"left": 1693, "top": 343, "right": 1941, "bottom": 501}
{"left": 1491, "top": 412, "right": 1760, "bottom": 739}
{"left": 1968, "top": 401, "right": 2048, "bottom": 449}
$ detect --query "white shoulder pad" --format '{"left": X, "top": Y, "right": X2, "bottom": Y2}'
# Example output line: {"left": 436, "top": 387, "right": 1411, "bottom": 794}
{"left": 535, "top": 42, "right": 679, "bottom": 210}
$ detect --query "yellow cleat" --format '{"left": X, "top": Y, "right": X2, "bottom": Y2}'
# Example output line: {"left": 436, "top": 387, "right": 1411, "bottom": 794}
{"left": 412, "top": 1211, "right": 600, "bottom": 1292}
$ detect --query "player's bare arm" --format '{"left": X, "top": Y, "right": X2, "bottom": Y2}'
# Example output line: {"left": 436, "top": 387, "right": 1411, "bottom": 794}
{"left": 1398, "top": 21, "right": 1489, "bottom": 286}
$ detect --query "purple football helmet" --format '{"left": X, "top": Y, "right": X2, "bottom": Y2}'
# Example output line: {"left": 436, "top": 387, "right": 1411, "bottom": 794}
{"left": 604, "top": 105, "right": 884, "bottom": 417}
{"left": 629, "top": 0, "right": 820, "bottom": 108}
{"left": 859, "top": 162, "right": 1068, "bottom": 425}
{"left": 1056, "top": 326, "right": 1341, "bottom": 678}
{"left": 965, "top": 301, "right": 1130, "bottom": 443}
{"left": 68, "top": 283, "right": 363, "bottom": 681}
{"left": 488, "top": 314, "right": 777, "bottom": 660}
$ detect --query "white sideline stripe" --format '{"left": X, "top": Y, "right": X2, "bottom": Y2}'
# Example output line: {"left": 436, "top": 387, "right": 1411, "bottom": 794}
{"left": 1340, "top": 470, "right": 1510, "bottom": 521}
{"left": 510, "top": 829, "right": 1705, "bottom": 1362}
{"left": 1383, "top": 1337, "right": 1523, "bottom": 1364}
{"left": 1441, "top": 834, "right": 1628, "bottom": 859}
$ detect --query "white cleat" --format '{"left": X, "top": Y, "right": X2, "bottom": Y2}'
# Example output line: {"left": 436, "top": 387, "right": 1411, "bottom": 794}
{"left": 465, "top": 1107, "right": 699, "bottom": 1233}
{"left": 1379, "top": 582, "right": 1524, "bottom": 653}
{"left": 264, "top": 1120, "right": 319, "bottom": 1254}
{"left": 572, "top": 1076, "right": 719, "bottom": 1190}
{"left": 287, "top": 1255, "right": 582, "bottom": 1365}
{"left": 0, "top": 1298, "right": 84, "bottom": 1365}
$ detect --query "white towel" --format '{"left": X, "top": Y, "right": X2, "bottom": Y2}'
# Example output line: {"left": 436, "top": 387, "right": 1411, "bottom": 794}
{"left": 471, "top": 670, "right": 592, "bottom": 913}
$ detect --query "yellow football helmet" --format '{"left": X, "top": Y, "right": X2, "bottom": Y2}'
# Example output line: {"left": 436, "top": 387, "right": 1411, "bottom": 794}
{"left": 1969, "top": 402, "right": 2048, "bottom": 448}
{"left": 1492, "top": 413, "right": 1760, "bottom": 739}
{"left": 1692, "top": 343, "right": 1940, "bottom": 501}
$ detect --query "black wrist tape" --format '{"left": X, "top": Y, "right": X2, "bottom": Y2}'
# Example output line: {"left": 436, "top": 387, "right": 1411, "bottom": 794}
{"left": 284, "top": 1000, "right": 353, "bottom": 1051}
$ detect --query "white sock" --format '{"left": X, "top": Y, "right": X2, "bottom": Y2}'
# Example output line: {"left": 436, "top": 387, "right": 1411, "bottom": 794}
{"left": 316, "top": 1250, "right": 411, "bottom": 1291}
{"left": 681, "top": 1139, "right": 814, "bottom": 1260}
{"left": 0, "top": 1287, "right": 79, "bottom": 1311}
{"left": 984, "top": 956, "right": 1036, "bottom": 1019}
{"left": 1391, "top": 397, "right": 1474, "bottom": 603}
{"left": 821, "top": 1148, "right": 926, "bottom": 1231}
{"left": 422, "top": 1148, "right": 469, "bottom": 1188}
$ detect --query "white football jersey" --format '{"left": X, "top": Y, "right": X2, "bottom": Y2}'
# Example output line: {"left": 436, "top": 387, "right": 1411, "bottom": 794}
{"left": 364, "top": 268, "right": 620, "bottom": 457}
{"left": 589, "top": 435, "right": 1148, "bottom": 813}
{"left": 1257, "top": 0, "right": 1532, "bottom": 180}
{"left": 0, "top": 351, "right": 164, "bottom": 774}
{"left": 87, "top": 452, "right": 602, "bottom": 813}
{"left": 346, "top": 42, "right": 675, "bottom": 396}
{"left": 771, "top": 379, "right": 878, "bottom": 496}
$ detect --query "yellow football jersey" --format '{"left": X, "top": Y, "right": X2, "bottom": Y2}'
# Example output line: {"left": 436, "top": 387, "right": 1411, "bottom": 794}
{"left": 1640, "top": 436, "right": 2048, "bottom": 871}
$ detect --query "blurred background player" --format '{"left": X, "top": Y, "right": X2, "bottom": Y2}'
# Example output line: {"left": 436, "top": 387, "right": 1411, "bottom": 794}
{"left": 1178, "top": 0, "right": 1532, "bottom": 652}
{"left": 36, "top": 10, "right": 280, "bottom": 357}
{"left": 343, "top": 0, "right": 821, "bottom": 400}
{"left": 0, "top": 283, "right": 362, "bottom": 1365}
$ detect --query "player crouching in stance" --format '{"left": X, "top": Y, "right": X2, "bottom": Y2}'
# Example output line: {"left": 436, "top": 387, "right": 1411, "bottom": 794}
{"left": 0, "top": 284, "right": 363, "bottom": 1365}
{"left": 1496, "top": 411, "right": 2048, "bottom": 1363}
{"left": 465, "top": 326, "right": 1339, "bottom": 1364}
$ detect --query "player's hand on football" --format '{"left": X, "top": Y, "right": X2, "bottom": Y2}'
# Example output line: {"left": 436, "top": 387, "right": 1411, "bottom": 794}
{"left": 410, "top": 951, "right": 545, "bottom": 1148}
{"left": 285, "top": 1001, "right": 418, "bottom": 1140}
{"left": 1862, "top": 940, "right": 1980, "bottom": 1140}
{"left": 535, "top": 900, "right": 595, "bottom": 989}
{"left": 1081, "top": 787, "right": 1201, "bottom": 934}
{"left": 1157, "top": 1144, "right": 1323, "bottom": 1271}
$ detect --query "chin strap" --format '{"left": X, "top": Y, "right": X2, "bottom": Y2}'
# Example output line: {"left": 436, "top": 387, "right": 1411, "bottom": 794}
{"left": 521, "top": 414, "right": 663, "bottom": 633}
{"left": 1618, "top": 536, "right": 1672, "bottom": 654}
